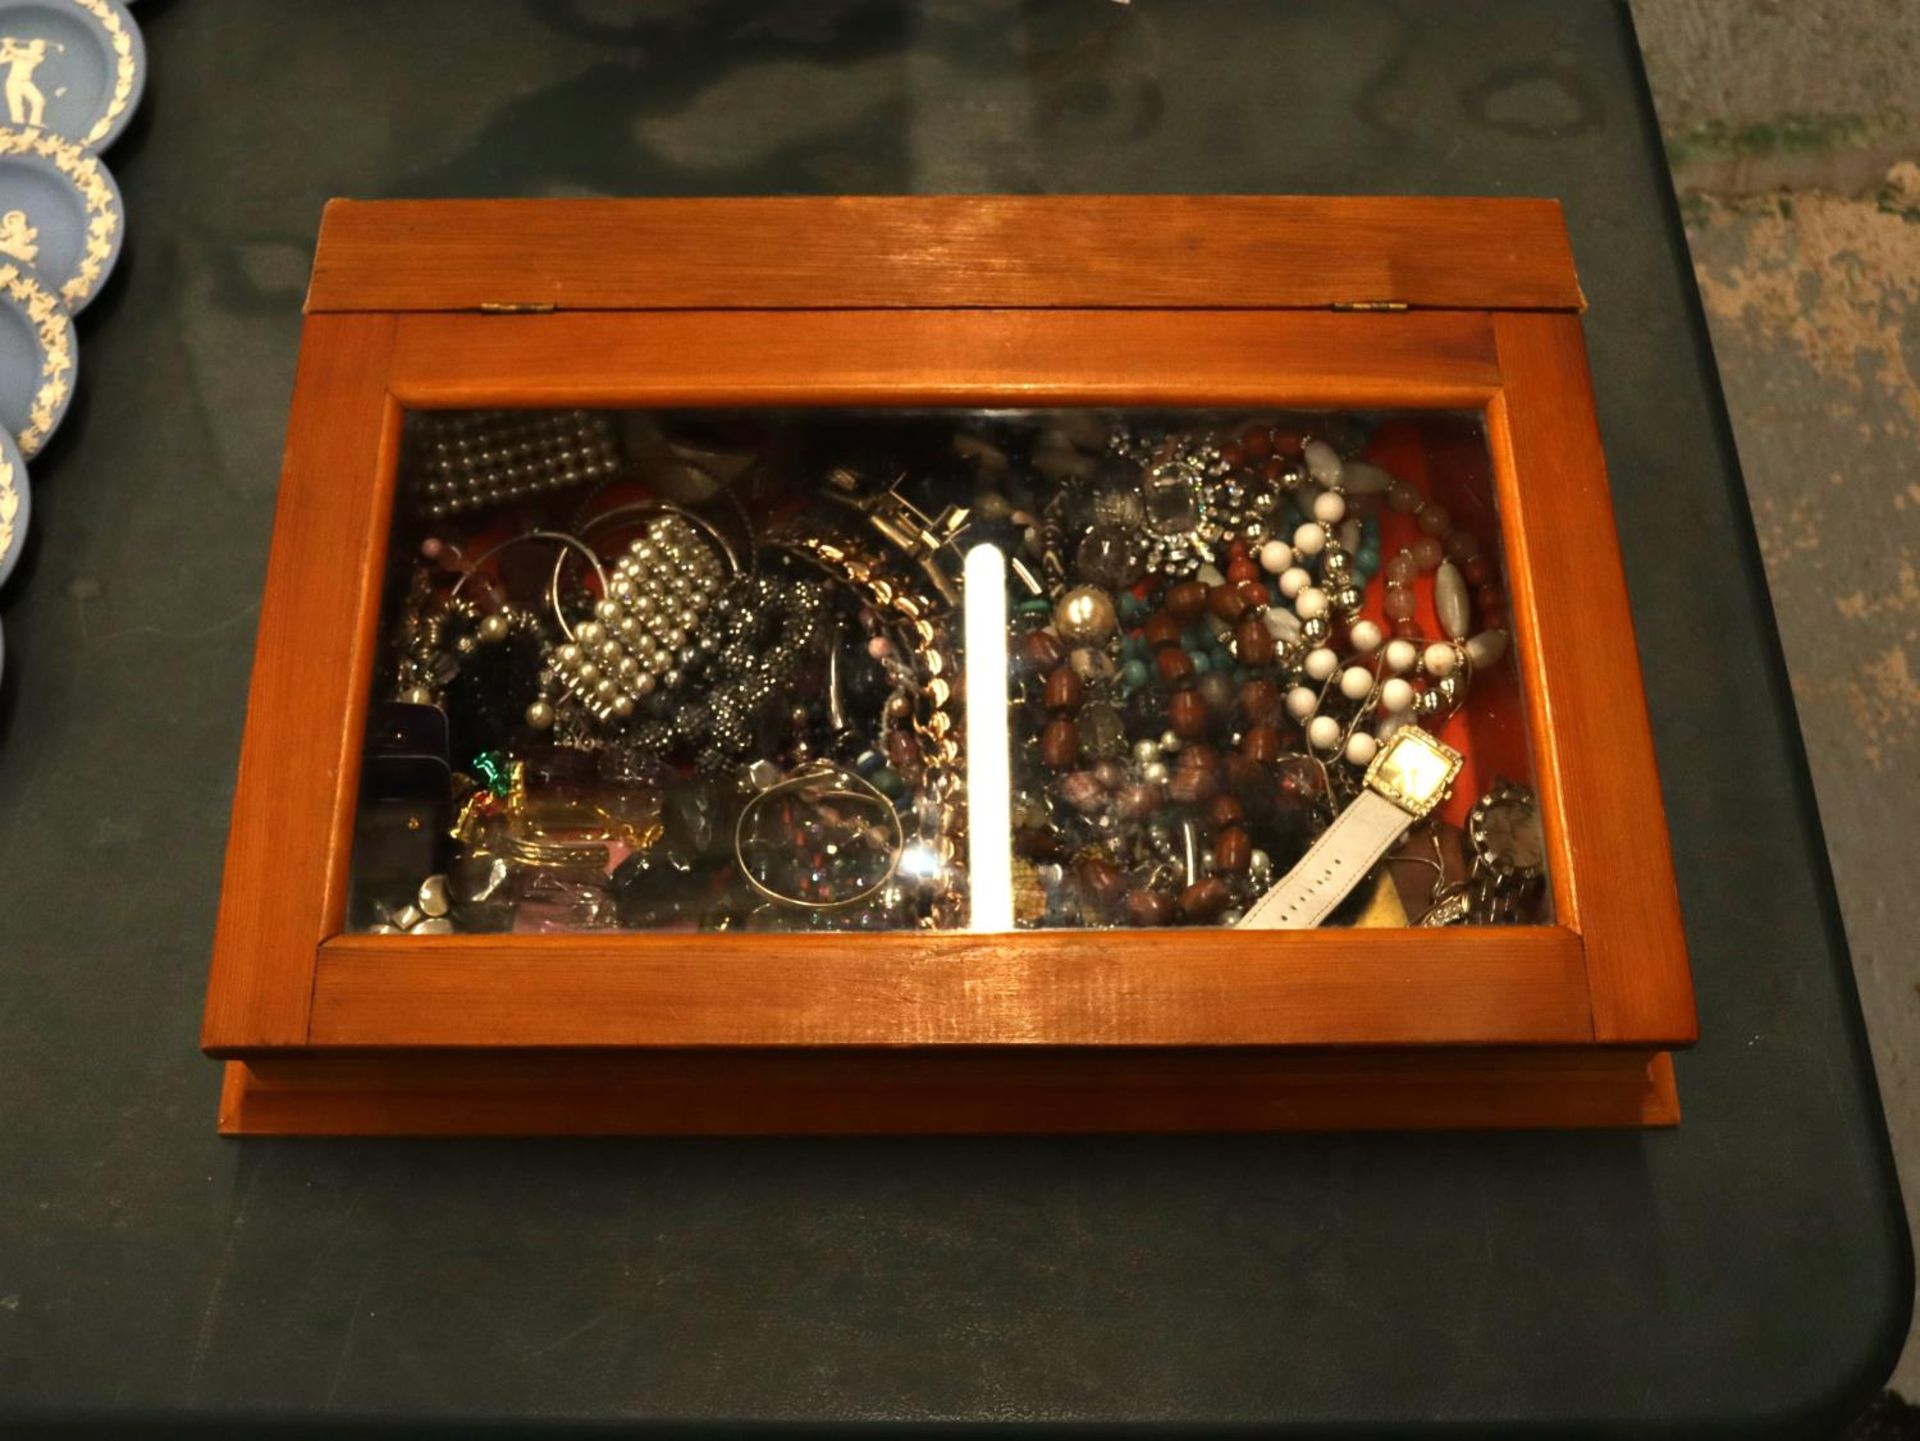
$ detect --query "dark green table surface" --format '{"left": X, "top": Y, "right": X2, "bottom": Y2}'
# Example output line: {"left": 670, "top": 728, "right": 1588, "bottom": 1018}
{"left": 0, "top": 1, "right": 1907, "bottom": 1433}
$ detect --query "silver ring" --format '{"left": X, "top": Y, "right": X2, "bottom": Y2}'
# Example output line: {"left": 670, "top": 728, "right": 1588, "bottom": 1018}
{"left": 733, "top": 763, "right": 904, "bottom": 911}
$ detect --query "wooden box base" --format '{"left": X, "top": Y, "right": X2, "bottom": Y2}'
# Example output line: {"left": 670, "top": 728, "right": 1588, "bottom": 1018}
{"left": 219, "top": 1049, "right": 1677, "bottom": 1136}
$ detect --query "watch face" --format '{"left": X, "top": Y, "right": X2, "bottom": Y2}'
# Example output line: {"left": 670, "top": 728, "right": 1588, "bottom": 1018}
{"left": 1483, "top": 803, "right": 1544, "bottom": 869}
{"left": 1472, "top": 783, "right": 1544, "bottom": 876}
{"left": 1365, "top": 726, "right": 1464, "bottom": 818}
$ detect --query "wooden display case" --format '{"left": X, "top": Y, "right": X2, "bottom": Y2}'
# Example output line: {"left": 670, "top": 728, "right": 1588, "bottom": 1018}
{"left": 203, "top": 196, "right": 1694, "bottom": 1135}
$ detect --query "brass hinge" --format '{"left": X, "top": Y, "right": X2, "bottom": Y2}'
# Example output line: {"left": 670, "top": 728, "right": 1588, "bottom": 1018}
{"left": 477, "top": 301, "right": 558, "bottom": 315}
{"left": 1332, "top": 300, "right": 1409, "bottom": 312}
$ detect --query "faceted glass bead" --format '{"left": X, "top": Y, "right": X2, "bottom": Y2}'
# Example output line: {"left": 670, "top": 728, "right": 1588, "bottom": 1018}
{"left": 1142, "top": 462, "right": 1198, "bottom": 530}
{"left": 1079, "top": 702, "right": 1128, "bottom": 760}
{"left": 1074, "top": 523, "right": 1143, "bottom": 590}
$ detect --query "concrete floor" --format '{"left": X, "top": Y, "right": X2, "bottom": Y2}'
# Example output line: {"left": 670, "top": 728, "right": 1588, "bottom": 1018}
{"left": 1632, "top": 0, "right": 1920, "bottom": 1399}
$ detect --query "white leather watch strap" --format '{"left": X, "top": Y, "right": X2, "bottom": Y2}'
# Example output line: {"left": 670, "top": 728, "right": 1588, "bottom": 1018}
{"left": 1237, "top": 789, "right": 1412, "bottom": 930}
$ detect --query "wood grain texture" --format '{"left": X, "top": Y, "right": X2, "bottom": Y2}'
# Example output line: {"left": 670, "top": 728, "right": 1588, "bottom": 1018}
{"left": 302, "top": 928, "right": 1592, "bottom": 1050}
{"left": 308, "top": 196, "right": 1584, "bottom": 315}
{"left": 202, "top": 315, "right": 399, "bottom": 1051}
{"left": 1488, "top": 313, "right": 1697, "bottom": 1045}
{"left": 387, "top": 308, "right": 1502, "bottom": 411}
{"left": 219, "top": 1049, "right": 1676, "bottom": 1136}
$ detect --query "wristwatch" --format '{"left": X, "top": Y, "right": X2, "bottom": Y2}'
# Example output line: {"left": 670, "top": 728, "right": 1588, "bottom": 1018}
{"left": 1467, "top": 779, "right": 1545, "bottom": 922}
{"left": 1238, "top": 725, "right": 1463, "bottom": 930}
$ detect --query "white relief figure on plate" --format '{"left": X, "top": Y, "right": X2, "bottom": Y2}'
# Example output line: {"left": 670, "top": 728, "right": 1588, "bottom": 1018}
{"left": 0, "top": 207, "right": 39, "bottom": 263}
{"left": 0, "top": 37, "right": 58, "bottom": 127}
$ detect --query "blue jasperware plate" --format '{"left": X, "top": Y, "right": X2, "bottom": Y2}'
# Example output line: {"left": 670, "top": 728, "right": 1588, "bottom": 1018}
{"left": 0, "top": 0, "right": 143, "bottom": 152}
{"left": 0, "top": 123, "right": 118, "bottom": 311}
{"left": 0, "top": 419, "right": 27, "bottom": 588}
{"left": 0, "top": 253, "right": 72, "bottom": 457}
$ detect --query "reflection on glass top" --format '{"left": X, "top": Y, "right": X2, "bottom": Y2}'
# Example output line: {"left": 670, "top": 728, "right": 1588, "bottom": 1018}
{"left": 349, "top": 408, "right": 1547, "bottom": 937}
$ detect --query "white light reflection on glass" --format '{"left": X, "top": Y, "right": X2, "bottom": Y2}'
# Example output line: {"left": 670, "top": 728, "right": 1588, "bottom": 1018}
{"left": 963, "top": 541, "right": 1014, "bottom": 931}
{"left": 896, "top": 842, "right": 943, "bottom": 882}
